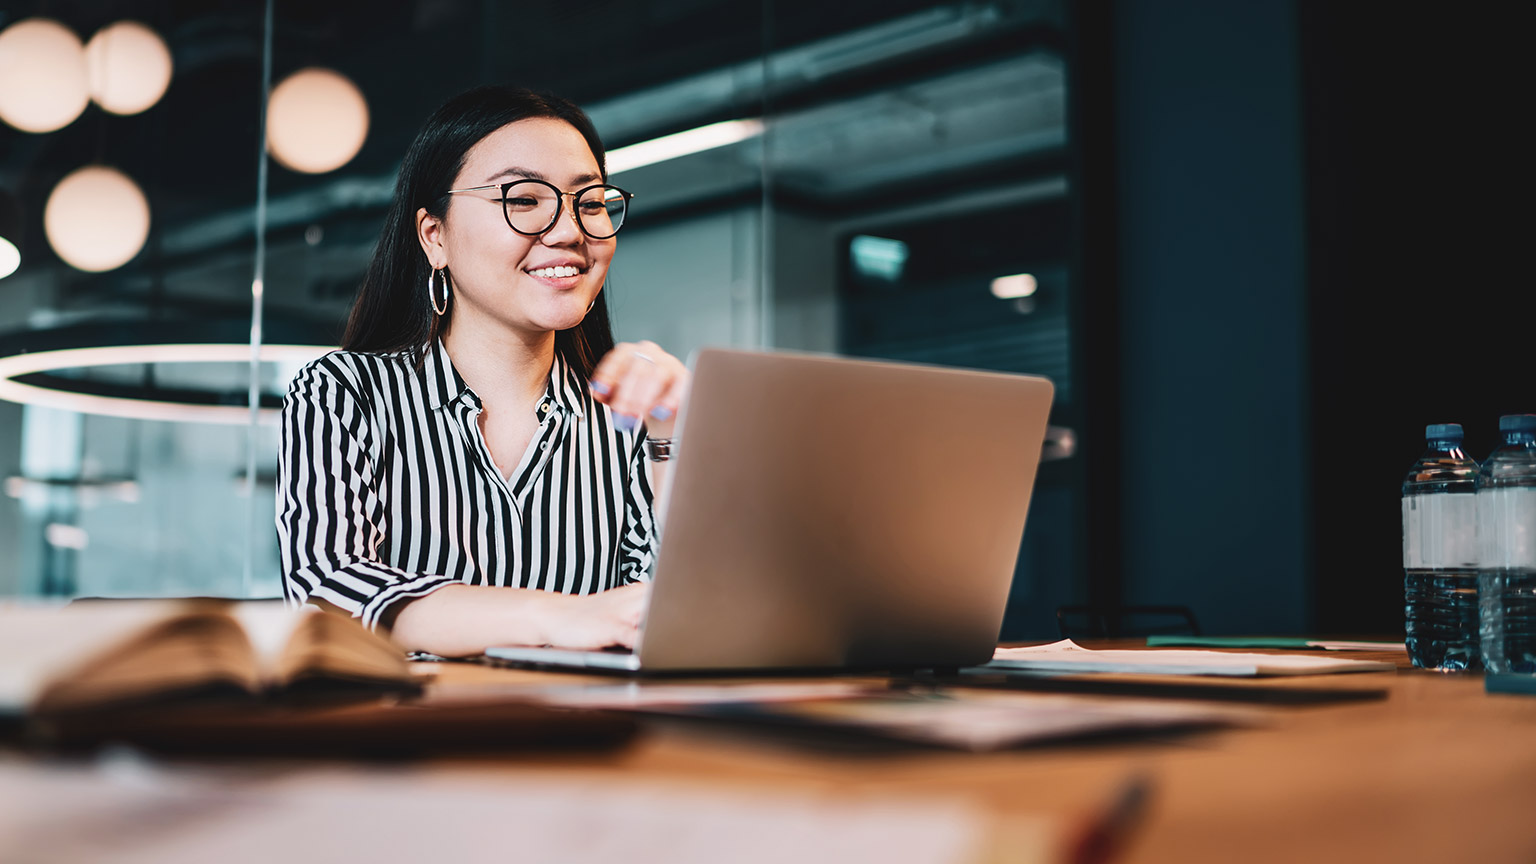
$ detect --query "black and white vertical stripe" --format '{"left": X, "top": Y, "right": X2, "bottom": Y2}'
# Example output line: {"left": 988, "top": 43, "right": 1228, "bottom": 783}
{"left": 276, "top": 338, "right": 654, "bottom": 630}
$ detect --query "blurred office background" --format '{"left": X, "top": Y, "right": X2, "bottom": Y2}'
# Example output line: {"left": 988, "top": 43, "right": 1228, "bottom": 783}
{"left": 0, "top": 1, "right": 1524, "bottom": 639}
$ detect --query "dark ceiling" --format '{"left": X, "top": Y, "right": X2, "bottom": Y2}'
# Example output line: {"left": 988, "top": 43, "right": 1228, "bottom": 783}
{"left": 0, "top": 0, "right": 1066, "bottom": 335}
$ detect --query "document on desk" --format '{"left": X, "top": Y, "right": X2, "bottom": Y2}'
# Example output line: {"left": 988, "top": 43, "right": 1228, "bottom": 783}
{"left": 495, "top": 682, "right": 1247, "bottom": 751}
{"left": 707, "top": 690, "right": 1251, "bottom": 751}
{"left": 1143, "top": 636, "right": 1406, "bottom": 651}
{"left": 977, "top": 640, "right": 1397, "bottom": 677}
{"left": 517, "top": 681, "right": 877, "bottom": 709}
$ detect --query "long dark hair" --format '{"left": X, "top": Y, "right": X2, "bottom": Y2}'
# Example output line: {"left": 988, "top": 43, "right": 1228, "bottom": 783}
{"left": 342, "top": 85, "right": 615, "bottom": 378}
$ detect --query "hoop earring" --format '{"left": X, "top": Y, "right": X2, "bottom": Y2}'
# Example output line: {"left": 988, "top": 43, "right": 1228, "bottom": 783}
{"left": 427, "top": 267, "right": 450, "bottom": 316}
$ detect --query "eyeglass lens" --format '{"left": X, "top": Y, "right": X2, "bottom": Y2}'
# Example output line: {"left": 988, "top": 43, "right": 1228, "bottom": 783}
{"left": 501, "top": 180, "right": 627, "bottom": 239}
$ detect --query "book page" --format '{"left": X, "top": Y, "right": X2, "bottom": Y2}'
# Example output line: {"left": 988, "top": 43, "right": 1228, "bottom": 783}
{"left": 0, "top": 601, "right": 193, "bottom": 714}
{"left": 230, "top": 601, "right": 414, "bottom": 691}
{"left": 229, "top": 601, "right": 306, "bottom": 671}
{"left": 983, "top": 640, "right": 1396, "bottom": 677}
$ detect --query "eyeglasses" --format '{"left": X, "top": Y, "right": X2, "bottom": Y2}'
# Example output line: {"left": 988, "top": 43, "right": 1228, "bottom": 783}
{"left": 443, "top": 179, "right": 632, "bottom": 240}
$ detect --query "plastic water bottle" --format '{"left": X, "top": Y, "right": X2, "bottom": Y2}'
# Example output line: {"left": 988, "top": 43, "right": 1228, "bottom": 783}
{"left": 1402, "top": 424, "right": 1481, "bottom": 670}
{"left": 1478, "top": 414, "right": 1536, "bottom": 674}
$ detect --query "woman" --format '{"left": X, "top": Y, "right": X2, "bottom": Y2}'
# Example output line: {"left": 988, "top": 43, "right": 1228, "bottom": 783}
{"left": 277, "top": 85, "right": 688, "bottom": 657}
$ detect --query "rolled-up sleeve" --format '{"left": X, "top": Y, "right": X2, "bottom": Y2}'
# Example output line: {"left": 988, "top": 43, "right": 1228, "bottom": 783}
{"left": 617, "top": 439, "right": 656, "bottom": 585}
{"left": 276, "top": 360, "right": 457, "bottom": 630}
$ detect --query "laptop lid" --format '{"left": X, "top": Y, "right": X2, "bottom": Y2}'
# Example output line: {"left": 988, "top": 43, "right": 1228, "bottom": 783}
{"left": 631, "top": 348, "right": 1054, "bottom": 672}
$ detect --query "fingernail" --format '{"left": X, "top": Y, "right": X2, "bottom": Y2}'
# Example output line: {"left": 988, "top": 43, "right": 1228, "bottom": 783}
{"left": 589, "top": 380, "right": 610, "bottom": 395}
{"left": 612, "top": 413, "right": 638, "bottom": 432}
{"left": 649, "top": 406, "right": 673, "bottom": 421}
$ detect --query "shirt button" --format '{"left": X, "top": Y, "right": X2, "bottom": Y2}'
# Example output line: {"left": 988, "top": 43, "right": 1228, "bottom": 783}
{"left": 539, "top": 402, "right": 550, "bottom": 413}
{"left": 540, "top": 442, "right": 549, "bottom": 451}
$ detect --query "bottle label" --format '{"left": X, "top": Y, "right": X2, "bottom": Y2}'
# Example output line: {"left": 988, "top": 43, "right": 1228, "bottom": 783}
{"left": 1403, "top": 492, "right": 1478, "bottom": 568}
{"left": 1477, "top": 487, "right": 1536, "bottom": 569}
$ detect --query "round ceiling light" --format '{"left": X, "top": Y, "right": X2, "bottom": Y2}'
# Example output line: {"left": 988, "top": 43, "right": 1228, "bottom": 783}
{"left": 0, "top": 18, "right": 90, "bottom": 133}
{"left": 85, "top": 20, "right": 173, "bottom": 116}
{"left": 266, "top": 67, "right": 369, "bottom": 174}
{"left": 44, "top": 166, "right": 151, "bottom": 273}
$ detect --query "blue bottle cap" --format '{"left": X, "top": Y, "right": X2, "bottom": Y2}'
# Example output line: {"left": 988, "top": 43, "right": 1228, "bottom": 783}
{"left": 1499, "top": 414, "right": 1536, "bottom": 432}
{"left": 1426, "top": 423, "right": 1463, "bottom": 441}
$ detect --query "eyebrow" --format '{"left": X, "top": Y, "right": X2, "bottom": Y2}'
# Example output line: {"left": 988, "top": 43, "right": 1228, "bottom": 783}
{"left": 486, "top": 166, "right": 604, "bottom": 186}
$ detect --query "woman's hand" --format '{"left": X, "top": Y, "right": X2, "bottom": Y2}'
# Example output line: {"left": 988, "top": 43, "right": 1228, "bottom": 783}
{"left": 543, "top": 583, "right": 651, "bottom": 650}
{"left": 590, "top": 341, "right": 689, "bottom": 437}
{"left": 391, "top": 583, "right": 651, "bottom": 656}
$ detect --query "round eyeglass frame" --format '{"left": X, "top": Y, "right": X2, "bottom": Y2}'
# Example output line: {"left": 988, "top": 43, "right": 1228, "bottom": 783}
{"left": 443, "top": 178, "right": 633, "bottom": 240}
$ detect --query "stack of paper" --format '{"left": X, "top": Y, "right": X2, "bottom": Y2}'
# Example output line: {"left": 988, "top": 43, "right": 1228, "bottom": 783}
{"left": 976, "top": 640, "right": 1397, "bottom": 677}
{"left": 1143, "top": 636, "right": 1405, "bottom": 651}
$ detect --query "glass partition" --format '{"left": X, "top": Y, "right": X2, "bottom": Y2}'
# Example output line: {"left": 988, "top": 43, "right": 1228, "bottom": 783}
{"left": 0, "top": 0, "right": 1081, "bottom": 638}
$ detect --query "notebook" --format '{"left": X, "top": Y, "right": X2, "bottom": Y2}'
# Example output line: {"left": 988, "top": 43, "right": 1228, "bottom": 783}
{"left": 487, "top": 348, "right": 1055, "bottom": 674}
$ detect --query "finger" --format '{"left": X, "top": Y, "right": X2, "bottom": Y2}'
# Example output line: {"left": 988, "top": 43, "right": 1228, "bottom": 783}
{"left": 613, "top": 362, "right": 667, "bottom": 429}
{"left": 627, "top": 343, "right": 684, "bottom": 421}
{"left": 614, "top": 623, "right": 639, "bottom": 649}
{"left": 624, "top": 585, "right": 651, "bottom": 624}
{"left": 608, "top": 342, "right": 665, "bottom": 412}
{"left": 650, "top": 367, "right": 690, "bottom": 423}
{"left": 611, "top": 602, "right": 644, "bottom": 646}
{"left": 588, "top": 343, "right": 637, "bottom": 403}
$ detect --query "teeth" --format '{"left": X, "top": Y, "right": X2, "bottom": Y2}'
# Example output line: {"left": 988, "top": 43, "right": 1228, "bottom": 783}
{"left": 530, "top": 265, "right": 580, "bottom": 278}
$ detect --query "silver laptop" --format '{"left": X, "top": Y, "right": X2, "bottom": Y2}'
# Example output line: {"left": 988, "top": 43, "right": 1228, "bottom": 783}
{"left": 486, "top": 348, "right": 1054, "bottom": 674}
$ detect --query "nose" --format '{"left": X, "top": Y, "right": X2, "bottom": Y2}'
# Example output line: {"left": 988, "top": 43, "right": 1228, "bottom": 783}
{"left": 541, "top": 193, "right": 585, "bottom": 246}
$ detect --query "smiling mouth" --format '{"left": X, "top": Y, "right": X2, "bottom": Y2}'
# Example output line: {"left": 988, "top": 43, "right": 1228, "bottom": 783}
{"left": 527, "top": 265, "right": 585, "bottom": 279}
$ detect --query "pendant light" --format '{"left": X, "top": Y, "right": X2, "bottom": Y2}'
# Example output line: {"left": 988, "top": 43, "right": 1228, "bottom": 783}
{"left": 85, "top": 20, "right": 174, "bottom": 116}
{"left": 0, "top": 18, "right": 90, "bottom": 133}
{"left": 43, "top": 166, "right": 151, "bottom": 273}
{"left": 266, "top": 67, "right": 369, "bottom": 174}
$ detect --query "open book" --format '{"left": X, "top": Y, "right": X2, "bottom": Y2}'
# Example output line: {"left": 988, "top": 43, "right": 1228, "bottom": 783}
{"left": 0, "top": 600, "right": 416, "bottom": 716}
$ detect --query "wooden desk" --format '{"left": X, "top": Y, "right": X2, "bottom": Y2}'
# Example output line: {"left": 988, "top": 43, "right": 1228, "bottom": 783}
{"left": 2, "top": 646, "right": 1533, "bottom": 863}
{"left": 414, "top": 647, "right": 1536, "bottom": 864}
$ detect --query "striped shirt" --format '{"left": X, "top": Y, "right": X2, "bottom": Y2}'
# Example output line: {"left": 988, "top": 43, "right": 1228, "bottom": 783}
{"left": 276, "top": 338, "right": 655, "bottom": 630}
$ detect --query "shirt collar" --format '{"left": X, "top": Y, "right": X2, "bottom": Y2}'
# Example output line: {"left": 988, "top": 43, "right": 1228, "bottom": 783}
{"left": 418, "top": 337, "right": 587, "bottom": 419}
{"left": 545, "top": 350, "right": 588, "bottom": 419}
{"left": 419, "top": 337, "right": 469, "bottom": 411}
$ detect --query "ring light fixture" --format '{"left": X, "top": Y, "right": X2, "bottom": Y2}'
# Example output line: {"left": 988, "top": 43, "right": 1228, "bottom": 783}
{"left": 0, "top": 321, "right": 332, "bottom": 425}
{"left": 0, "top": 237, "right": 18, "bottom": 280}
